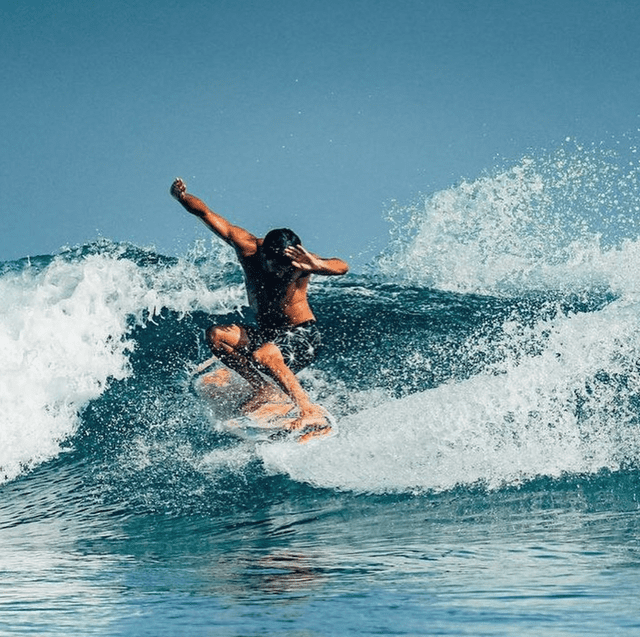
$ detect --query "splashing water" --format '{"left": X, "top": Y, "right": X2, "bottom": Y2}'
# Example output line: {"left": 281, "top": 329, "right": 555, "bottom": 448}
{"left": 0, "top": 241, "right": 244, "bottom": 484}
{"left": 377, "top": 141, "right": 640, "bottom": 295}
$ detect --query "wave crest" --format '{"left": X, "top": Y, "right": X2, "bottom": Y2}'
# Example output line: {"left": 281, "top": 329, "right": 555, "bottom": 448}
{"left": 376, "top": 141, "right": 640, "bottom": 295}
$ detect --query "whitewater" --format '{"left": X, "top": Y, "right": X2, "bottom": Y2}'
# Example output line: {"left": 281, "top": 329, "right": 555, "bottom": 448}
{"left": 3, "top": 141, "right": 640, "bottom": 635}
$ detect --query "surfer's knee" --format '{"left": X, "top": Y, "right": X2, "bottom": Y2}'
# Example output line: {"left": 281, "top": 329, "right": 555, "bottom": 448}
{"left": 205, "top": 326, "right": 223, "bottom": 352}
{"left": 206, "top": 325, "right": 244, "bottom": 354}
{"left": 252, "top": 343, "right": 285, "bottom": 369}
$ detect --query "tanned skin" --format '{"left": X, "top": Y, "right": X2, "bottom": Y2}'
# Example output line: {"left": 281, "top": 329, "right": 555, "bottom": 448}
{"left": 170, "top": 178, "right": 348, "bottom": 429}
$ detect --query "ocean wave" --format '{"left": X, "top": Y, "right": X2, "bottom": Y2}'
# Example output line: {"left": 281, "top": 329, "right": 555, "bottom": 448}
{"left": 0, "top": 239, "right": 245, "bottom": 484}
{"left": 5, "top": 139, "right": 640, "bottom": 497}
{"left": 260, "top": 294, "right": 640, "bottom": 493}
{"left": 375, "top": 141, "right": 640, "bottom": 297}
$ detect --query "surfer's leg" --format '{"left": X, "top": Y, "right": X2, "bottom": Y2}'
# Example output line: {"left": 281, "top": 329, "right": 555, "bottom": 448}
{"left": 251, "top": 342, "right": 325, "bottom": 430}
{"left": 206, "top": 325, "right": 270, "bottom": 393}
{"left": 206, "top": 324, "right": 287, "bottom": 409}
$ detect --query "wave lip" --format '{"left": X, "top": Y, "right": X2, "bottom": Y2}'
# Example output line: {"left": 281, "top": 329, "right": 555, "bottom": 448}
{"left": 0, "top": 239, "right": 244, "bottom": 484}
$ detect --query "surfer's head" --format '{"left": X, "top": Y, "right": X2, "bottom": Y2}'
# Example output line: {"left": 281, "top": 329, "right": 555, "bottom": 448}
{"left": 261, "top": 228, "right": 301, "bottom": 268}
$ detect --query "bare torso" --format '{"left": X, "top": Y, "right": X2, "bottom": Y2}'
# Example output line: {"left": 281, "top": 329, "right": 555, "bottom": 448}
{"left": 239, "top": 250, "right": 315, "bottom": 328}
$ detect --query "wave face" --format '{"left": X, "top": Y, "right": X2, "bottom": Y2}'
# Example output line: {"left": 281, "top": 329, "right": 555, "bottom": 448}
{"left": 3, "top": 143, "right": 640, "bottom": 503}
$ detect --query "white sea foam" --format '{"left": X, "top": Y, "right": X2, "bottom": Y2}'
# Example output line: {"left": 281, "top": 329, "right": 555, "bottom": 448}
{"left": 260, "top": 295, "right": 640, "bottom": 493}
{"left": 0, "top": 241, "right": 244, "bottom": 484}
{"left": 261, "top": 142, "right": 640, "bottom": 493}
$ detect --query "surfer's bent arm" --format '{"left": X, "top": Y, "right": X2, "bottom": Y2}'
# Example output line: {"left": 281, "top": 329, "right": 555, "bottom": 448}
{"left": 284, "top": 245, "right": 349, "bottom": 276}
{"left": 170, "top": 178, "right": 257, "bottom": 254}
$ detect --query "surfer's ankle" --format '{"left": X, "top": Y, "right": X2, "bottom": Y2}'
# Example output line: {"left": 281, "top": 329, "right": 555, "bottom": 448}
{"left": 299, "top": 403, "right": 323, "bottom": 417}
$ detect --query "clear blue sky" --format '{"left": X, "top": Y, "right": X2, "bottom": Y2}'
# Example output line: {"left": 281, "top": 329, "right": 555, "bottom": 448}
{"left": 2, "top": 0, "right": 640, "bottom": 267}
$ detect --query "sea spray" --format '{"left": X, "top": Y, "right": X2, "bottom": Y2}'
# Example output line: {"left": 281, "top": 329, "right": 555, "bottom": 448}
{"left": 259, "top": 141, "right": 640, "bottom": 492}
{"left": 0, "top": 240, "right": 244, "bottom": 484}
{"left": 377, "top": 141, "right": 640, "bottom": 295}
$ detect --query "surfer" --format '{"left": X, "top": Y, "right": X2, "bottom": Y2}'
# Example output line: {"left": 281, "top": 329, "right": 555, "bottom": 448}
{"left": 170, "top": 178, "right": 349, "bottom": 430}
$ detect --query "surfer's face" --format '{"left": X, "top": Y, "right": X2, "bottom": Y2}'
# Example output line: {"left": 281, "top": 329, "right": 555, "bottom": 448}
{"left": 262, "top": 254, "right": 293, "bottom": 278}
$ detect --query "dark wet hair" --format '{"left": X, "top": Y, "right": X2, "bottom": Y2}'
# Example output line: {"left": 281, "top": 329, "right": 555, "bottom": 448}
{"left": 261, "top": 228, "right": 301, "bottom": 265}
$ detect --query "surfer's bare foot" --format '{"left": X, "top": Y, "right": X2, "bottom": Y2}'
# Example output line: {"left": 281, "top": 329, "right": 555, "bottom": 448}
{"left": 285, "top": 405, "right": 327, "bottom": 431}
{"left": 241, "top": 385, "right": 290, "bottom": 413}
{"left": 297, "top": 424, "right": 333, "bottom": 444}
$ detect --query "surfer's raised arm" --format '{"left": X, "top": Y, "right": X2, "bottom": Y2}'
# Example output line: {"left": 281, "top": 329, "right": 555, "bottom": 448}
{"left": 171, "top": 176, "right": 349, "bottom": 436}
{"left": 284, "top": 245, "right": 349, "bottom": 276}
{"left": 170, "top": 178, "right": 257, "bottom": 256}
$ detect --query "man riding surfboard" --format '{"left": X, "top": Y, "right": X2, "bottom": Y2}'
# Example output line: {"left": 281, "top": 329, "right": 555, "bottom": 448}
{"left": 170, "top": 178, "right": 349, "bottom": 432}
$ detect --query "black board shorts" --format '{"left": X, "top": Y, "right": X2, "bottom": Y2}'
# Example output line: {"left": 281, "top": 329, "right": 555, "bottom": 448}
{"left": 244, "top": 320, "right": 322, "bottom": 374}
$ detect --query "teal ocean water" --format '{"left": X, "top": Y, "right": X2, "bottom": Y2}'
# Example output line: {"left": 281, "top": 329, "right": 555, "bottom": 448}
{"left": 3, "top": 147, "right": 640, "bottom": 635}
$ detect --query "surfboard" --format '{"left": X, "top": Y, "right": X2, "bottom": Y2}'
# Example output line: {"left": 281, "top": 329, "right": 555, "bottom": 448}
{"left": 191, "top": 361, "right": 336, "bottom": 444}
{"left": 221, "top": 405, "right": 337, "bottom": 444}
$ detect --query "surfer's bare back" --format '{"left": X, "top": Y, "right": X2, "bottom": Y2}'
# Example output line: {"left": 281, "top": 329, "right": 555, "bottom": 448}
{"left": 170, "top": 178, "right": 348, "bottom": 431}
